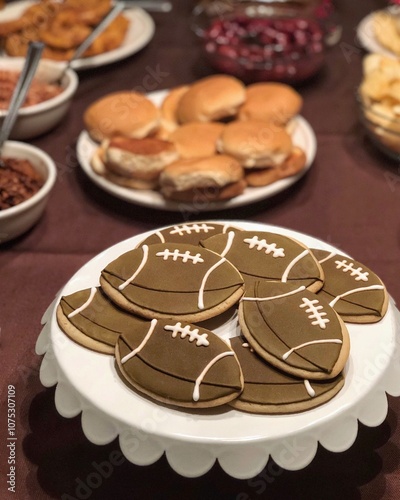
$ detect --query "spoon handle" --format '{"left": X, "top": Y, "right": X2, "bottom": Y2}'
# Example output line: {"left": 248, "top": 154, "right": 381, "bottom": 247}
{"left": 0, "top": 41, "right": 44, "bottom": 149}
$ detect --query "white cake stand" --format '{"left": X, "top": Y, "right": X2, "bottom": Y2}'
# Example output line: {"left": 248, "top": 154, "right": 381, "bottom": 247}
{"left": 36, "top": 222, "right": 400, "bottom": 479}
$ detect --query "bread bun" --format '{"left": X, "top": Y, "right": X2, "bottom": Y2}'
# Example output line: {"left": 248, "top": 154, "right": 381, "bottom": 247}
{"left": 90, "top": 136, "right": 178, "bottom": 190}
{"left": 245, "top": 146, "right": 307, "bottom": 186}
{"left": 169, "top": 122, "right": 225, "bottom": 159}
{"left": 176, "top": 75, "right": 246, "bottom": 124}
{"left": 217, "top": 120, "right": 293, "bottom": 168}
{"left": 238, "top": 83, "right": 302, "bottom": 126}
{"left": 84, "top": 91, "right": 160, "bottom": 142}
{"left": 159, "top": 154, "right": 245, "bottom": 201}
{"left": 160, "top": 85, "right": 190, "bottom": 134}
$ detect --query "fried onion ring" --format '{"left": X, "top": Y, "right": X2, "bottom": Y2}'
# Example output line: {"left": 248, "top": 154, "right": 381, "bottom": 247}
{"left": 39, "top": 10, "right": 92, "bottom": 50}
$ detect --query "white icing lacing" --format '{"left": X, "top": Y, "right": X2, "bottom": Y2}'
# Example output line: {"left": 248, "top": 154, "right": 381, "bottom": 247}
{"left": 118, "top": 245, "right": 149, "bottom": 291}
{"left": 329, "top": 284, "right": 384, "bottom": 308}
{"left": 121, "top": 319, "right": 158, "bottom": 364}
{"left": 164, "top": 322, "right": 209, "bottom": 347}
{"left": 281, "top": 249, "right": 310, "bottom": 283}
{"left": 282, "top": 339, "right": 342, "bottom": 361}
{"left": 304, "top": 380, "right": 316, "bottom": 398}
{"left": 192, "top": 351, "right": 234, "bottom": 402}
{"left": 198, "top": 258, "right": 226, "bottom": 309}
{"left": 169, "top": 223, "right": 215, "bottom": 236}
{"left": 299, "top": 297, "right": 330, "bottom": 329}
{"left": 67, "top": 287, "right": 97, "bottom": 318}
{"left": 241, "top": 285, "right": 306, "bottom": 302}
{"left": 335, "top": 259, "right": 369, "bottom": 282}
{"left": 243, "top": 236, "right": 285, "bottom": 258}
{"left": 156, "top": 249, "right": 204, "bottom": 264}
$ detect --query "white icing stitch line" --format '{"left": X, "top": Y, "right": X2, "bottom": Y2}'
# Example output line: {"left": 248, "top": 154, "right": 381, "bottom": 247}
{"left": 282, "top": 339, "right": 343, "bottom": 360}
{"left": 68, "top": 287, "right": 97, "bottom": 318}
{"left": 121, "top": 319, "right": 158, "bottom": 364}
{"left": 318, "top": 251, "right": 336, "bottom": 264}
{"left": 281, "top": 249, "right": 309, "bottom": 283}
{"left": 169, "top": 223, "right": 215, "bottom": 236}
{"left": 241, "top": 285, "right": 306, "bottom": 302}
{"left": 244, "top": 235, "right": 285, "bottom": 258}
{"left": 329, "top": 285, "right": 384, "bottom": 308}
{"left": 118, "top": 245, "right": 149, "bottom": 291}
{"left": 304, "top": 380, "right": 316, "bottom": 398}
{"left": 335, "top": 259, "right": 369, "bottom": 282}
{"left": 192, "top": 351, "right": 234, "bottom": 401}
{"left": 198, "top": 258, "right": 226, "bottom": 309}
{"left": 156, "top": 249, "right": 204, "bottom": 264}
{"left": 299, "top": 297, "right": 330, "bottom": 329}
{"left": 164, "top": 322, "right": 209, "bottom": 346}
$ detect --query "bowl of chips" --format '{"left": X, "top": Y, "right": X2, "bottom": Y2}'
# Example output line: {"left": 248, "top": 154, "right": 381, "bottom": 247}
{"left": 358, "top": 53, "right": 400, "bottom": 159}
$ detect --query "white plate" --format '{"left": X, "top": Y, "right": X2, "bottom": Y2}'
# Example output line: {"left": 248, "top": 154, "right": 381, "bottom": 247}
{"left": 36, "top": 221, "right": 400, "bottom": 479}
{"left": 77, "top": 90, "right": 317, "bottom": 212}
{"left": 0, "top": 1, "right": 155, "bottom": 70}
{"left": 357, "top": 10, "right": 399, "bottom": 57}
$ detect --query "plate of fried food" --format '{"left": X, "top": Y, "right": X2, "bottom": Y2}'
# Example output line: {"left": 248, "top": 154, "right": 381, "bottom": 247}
{"left": 76, "top": 75, "right": 317, "bottom": 212}
{"left": 357, "top": 8, "right": 400, "bottom": 57}
{"left": 0, "top": 0, "right": 155, "bottom": 70}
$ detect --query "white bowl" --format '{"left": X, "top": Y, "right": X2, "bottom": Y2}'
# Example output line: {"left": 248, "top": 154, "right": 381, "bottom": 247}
{"left": 0, "top": 141, "right": 57, "bottom": 243}
{"left": 0, "top": 57, "right": 78, "bottom": 140}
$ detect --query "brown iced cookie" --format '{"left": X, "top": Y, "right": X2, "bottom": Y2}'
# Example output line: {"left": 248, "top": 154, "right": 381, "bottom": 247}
{"left": 57, "top": 287, "right": 149, "bottom": 354}
{"left": 136, "top": 221, "right": 242, "bottom": 247}
{"left": 100, "top": 242, "right": 244, "bottom": 322}
{"left": 238, "top": 281, "right": 350, "bottom": 380}
{"left": 229, "top": 337, "right": 345, "bottom": 414}
{"left": 201, "top": 230, "right": 324, "bottom": 291}
{"left": 312, "top": 249, "right": 389, "bottom": 323}
{"left": 115, "top": 318, "right": 244, "bottom": 408}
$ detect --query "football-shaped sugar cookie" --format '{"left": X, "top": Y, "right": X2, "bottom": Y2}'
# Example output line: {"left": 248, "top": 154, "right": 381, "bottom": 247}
{"left": 136, "top": 221, "right": 242, "bottom": 247}
{"left": 238, "top": 281, "right": 350, "bottom": 380}
{"left": 229, "top": 337, "right": 345, "bottom": 414}
{"left": 57, "top": 287, "right": 149, "bottom": 354}
{"left": 201, "top": 230, "right": 324, "bottom": 291}
{"left": 116, "top": 318, "right": 244, "bottom": 408}
{"left": 100, "top": 243, "right": 244, "bottom": 322}
{"left": 312, "top": 249, "right": 389, "bottom": 323}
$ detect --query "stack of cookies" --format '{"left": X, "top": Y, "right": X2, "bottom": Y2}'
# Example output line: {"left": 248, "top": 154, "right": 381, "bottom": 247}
{"left": 84, "top": 75, "right": 307, "bottom": 203}
{"left": 56, "top": 222, "right": 388, "bottom": 414}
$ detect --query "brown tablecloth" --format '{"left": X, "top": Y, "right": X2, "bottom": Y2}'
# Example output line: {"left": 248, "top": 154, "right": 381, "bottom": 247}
{"left": 1, "top": 0, "right": 400, "bottom": 498}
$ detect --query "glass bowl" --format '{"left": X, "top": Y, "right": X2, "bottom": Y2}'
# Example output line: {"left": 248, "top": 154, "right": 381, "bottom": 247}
{"left": 358, "top": 93, "right": 400, "bottom": 160}
{"left": 192, "top": 0, "right": 342, "bottom": 84}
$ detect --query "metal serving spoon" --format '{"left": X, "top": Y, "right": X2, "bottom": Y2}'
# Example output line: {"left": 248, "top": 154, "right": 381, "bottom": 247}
{"left": 0, "top": 42, "right": 44, "bottom": 167}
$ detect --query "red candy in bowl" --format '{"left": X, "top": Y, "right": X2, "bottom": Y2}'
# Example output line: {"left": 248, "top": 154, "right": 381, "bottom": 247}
{"left": 192, "top": 0, "right": 341, "bottom": 84}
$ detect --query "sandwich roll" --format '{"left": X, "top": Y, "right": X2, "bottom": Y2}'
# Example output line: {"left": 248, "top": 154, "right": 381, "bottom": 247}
{"left": 90, "top": 136, "right": 178, "bottom": 190}
{"left": 176, "top": 75, "right": 246, "bottom": 124}
{"left": 239, "top": 83, "right": 303, "bottom": 126}
{"left": 159, "top": 154, "right": 246, "bottom": 201}
{"left": 160, "top": 85, "right": 190, "bottom": 134}
{"left": 245, "top": 147, "right": 307, "bottom": 187}
{"left": 84, "top": 91, "right": 160, "bottom": 143}
{"left": 169, "top": 122, "right": 225, "bottom": 159}
{"left": 217, "top": 120, "right": 293, "bottom": 168}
